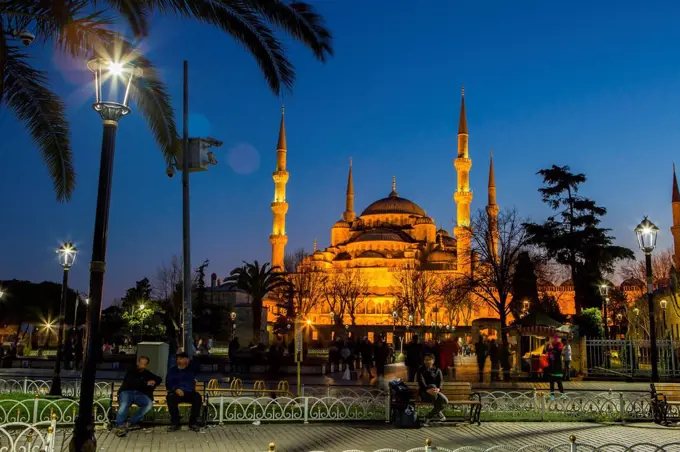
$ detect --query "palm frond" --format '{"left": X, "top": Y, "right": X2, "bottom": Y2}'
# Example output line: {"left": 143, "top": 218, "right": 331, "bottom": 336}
{"left": 1, "top": 19, "right": 7, "bottom": 106}
{"left": 144, "top": 0, "right": 293, "bottom": 94}
{"left": 97, "top": 0, "right": 151, "bottom": 38}
{"left": 126, "top": 52, "right": 179, "bottom": 164}
{"left": 240, "top": 0, "right": 333, "bottom": 61}
{"left": 4, "top": 47, "right": 74, "bottom": 201}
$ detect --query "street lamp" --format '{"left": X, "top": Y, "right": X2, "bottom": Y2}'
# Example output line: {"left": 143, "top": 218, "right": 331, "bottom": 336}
{"left": 635, "top": 216, "right": 660, "bottom": 382}
{"left": 599, "top": 284, "right": 610, "bottom": 339}
{"left": 230, "top": 311, "right": 237, "bottom": 340}
{"left": 50, "top": 241, "right": 77, "bottom": 397}
{"left": 73, "top": 294, "right": 89, "bottom": 332}
{"left": 392, "top": 311, "right": 397, "bottom": 332}
{"left": 522, "top": 299, "right": 530, "bottom": 316}
{"left": 72, "top": 57, "right": 140, "bottom": 452}
{"left": 660, "top": 299, "right": 668, "bottom": 337}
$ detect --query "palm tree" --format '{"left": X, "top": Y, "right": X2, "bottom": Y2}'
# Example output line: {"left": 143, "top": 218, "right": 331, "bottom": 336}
{"left": 1, "top": 0, "right": 333, "bottom": 202}
{"left": 225, "top": 260, "right": 288, "bottom": 343}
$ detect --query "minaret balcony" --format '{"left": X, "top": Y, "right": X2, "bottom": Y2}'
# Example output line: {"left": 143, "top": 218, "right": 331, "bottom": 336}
{"left": 270, "top": 234, "right": 288, "bottom": 245}
{"left": 272, "top": 171, "right": 289, "bottom": 183}
{"left": 454, "top": 158, "right": 472, "bottom": 172}
{"left": 454, "top": 190, "right": 474, "bottom": 204}
{"left": 270, "top": 201, "right": 289, "bottom": 214}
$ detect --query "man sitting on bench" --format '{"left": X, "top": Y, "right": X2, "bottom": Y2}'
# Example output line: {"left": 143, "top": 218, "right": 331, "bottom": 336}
{"left": 114, "top": 355, "right": 161, "bottom": 437}
{"left": 417, "top": 353, "right": 447, "bottom": 425}
{"left": 166, "top": 352, "right": 202, "bottom": 432}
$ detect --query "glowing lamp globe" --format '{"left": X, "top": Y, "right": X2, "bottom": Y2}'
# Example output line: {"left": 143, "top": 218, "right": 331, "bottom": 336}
{"left": 87, "top": 58, "right": 142, "bottom": 121}
{"left": 635, "top": 216, "right": 659, "bottom": 255}
{"left": 57, "top": 241, "right": 77, "bottom": 269}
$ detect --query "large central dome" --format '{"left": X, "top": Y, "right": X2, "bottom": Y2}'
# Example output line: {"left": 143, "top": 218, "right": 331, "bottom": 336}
{"left": 361, "top": 183, "right": 427, "bottom": 217}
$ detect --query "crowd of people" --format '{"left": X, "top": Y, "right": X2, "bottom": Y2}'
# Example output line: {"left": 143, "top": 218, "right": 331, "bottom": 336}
{"left": 327, "top": 334, "right": 394, "bottom": 380}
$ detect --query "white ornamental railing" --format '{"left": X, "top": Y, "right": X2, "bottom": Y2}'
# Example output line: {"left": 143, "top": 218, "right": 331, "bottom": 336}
{"left": 0, "top": 418, "right": 57, "bottom": 452}
{"left": 0, "top": 378, "right": 112, "bottom": 399}
{"left": 0, "top": 378, "right": 662, "bottom": 425}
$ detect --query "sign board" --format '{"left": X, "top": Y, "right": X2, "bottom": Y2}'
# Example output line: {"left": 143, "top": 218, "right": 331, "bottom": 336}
{"left": 294, "top": 324, "right": 303, "bottom": 363}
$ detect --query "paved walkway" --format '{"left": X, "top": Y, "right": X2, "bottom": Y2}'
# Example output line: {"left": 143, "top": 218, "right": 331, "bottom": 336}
{"left": 53, "top": 423, "right": 680, "bottom": 452}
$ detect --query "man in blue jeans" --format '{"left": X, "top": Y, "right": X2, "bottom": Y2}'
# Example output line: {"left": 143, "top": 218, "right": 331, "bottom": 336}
{"left": 114, "top": 356, "right": 162, "bottom": 437}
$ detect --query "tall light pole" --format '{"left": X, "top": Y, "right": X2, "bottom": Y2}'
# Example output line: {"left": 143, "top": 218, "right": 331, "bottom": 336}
{"left": 599, "top": 284, "right": 610, "bottom": 339}
{"left": 50, "top": 241, "right": 77, "bottom": 396}
{"left": 165, "top": 62, "right": 220, "bottom": 356}
{"left": 0, "top": 290, "right": 4, "bottom": 322}
{"left": 635, "top": 216, "right": 660, "bottom": 382}
{"left": 660, "top": 299, "right": 668, "bottom": 337}
{"left": 230, "top": 311, "right": 237, "bottom": 341}
{"left": 73, "top": 294, "right": 89, "bottom": 332}
{"left": 71, "top": 58, "right": 140, "bottom": 452}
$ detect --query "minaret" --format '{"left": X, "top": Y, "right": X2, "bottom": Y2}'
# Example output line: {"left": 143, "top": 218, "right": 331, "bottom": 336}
{"left": 270, "top": 106, "right": 289, "bottom": 271}
{"left": 343, "top": 158, "right": 355, "bottom": 222}
{"left": 486, "top": 150, "right": 499, "bottom": 259}
{"left": 453, "top": 86, "right": 473, "bottom": 274}
{"left": 671, "top": 164, "right": 680, "bottom": 268}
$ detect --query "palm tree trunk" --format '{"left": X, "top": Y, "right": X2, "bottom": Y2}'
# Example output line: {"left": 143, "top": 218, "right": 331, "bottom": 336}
{"left": 252, "top": 298, "right": 262, "bottom": 343}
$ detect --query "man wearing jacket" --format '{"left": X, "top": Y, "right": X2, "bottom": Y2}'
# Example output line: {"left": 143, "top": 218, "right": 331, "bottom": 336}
{"left": 114, "top": 356, "right": 162, "bottom": 437}
{"left": 166, "top": 352, "right": 202, "bottom": 432}
{"left": 416, "top": 353, "right": 448, "bottom": 425}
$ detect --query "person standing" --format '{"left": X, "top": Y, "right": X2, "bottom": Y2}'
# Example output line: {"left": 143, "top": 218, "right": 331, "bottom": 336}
{"left": 416, "top": 353, "right": 448, "bottom": 426}
{"left": 166, "top": 352, "right": 202, "bottom": 432}
{"left": 405, "top": 335, "right": 423, "bottom": 382}
{"left": 562, "top": 338, "right": 572, "bottom": 381}
{"left": 113, "top": 356, "right": 161, "bottom": 437}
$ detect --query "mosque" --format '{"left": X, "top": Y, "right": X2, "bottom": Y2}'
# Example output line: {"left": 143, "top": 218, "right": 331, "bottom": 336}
{"left": 263, "top": 89, "right": 680, "bottom": 344}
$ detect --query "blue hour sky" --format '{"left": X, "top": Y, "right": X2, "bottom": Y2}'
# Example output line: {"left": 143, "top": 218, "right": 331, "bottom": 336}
{"left": 2, "top": 0, "right": 680, "bottom": 304}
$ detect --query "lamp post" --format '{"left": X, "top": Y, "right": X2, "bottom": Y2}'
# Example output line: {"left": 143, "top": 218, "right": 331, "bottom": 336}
{"left": 599, "top": 284, "right": 610, "bottom": 339}
{"left": 392, "top": 311, "right": 397, "bottom": 332}
{"left": 230, "top": 311, "right": 236, "bottom": 341}
{"left": 50, "top": 241, "right": 77, "bottom": 396}
{"left": 522, "top": 299, "right": 530, "bottom": 317}
{"left": 633, "top": 307, "right": 640, "bottom": 339}
{"left": 73, "top": 294, "right": 89, "bottom": 332}
{"left": 635, "top": 216, "right": 660, "bottom": 382}
{"left": 0, "top": 290, "right": 4, "bottom": 322}
{"left": 660, "top": 299, "right": 668, "bottom": 337}
{"left": 72, "top": 58, "right": 140, "bottom": 452}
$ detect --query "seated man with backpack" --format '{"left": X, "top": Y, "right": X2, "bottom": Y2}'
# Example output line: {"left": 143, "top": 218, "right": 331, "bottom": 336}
{"left": 416, "top": 353, "right": 448, "bottom": 425}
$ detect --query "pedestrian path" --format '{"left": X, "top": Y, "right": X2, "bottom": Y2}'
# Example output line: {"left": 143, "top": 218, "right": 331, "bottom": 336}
{"left": 55, "top": 422, "right": 680, "bottom": 452}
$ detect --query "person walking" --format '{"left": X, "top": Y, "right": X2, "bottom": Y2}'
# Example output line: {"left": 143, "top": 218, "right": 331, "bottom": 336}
{"left": 547, "top": 336, "right": 565, "bottom": 399}
{"left": 488, "top": 339, "right": 499, "bottom": 382}
{"left": 475, "top": 337, "right": 487, "bottom": 383}
{"left": 374, "top": 335, "right": 389, "bottom": 384}
{"left": 405, "top": 335, "right": 423, "bottom": 382}
{"left": 562, "top": 338, "right": 572, "bottom": 381}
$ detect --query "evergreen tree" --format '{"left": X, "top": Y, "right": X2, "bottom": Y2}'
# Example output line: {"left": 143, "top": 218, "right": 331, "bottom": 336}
{"left": 510, "top": 251, "right": 540, "bottom": 319}
{"left": 524, "top": 165, "right": 634, "bottom": 313}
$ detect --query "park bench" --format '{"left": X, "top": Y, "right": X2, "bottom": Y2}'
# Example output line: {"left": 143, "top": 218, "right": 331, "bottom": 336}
{"left": 404, "top": 382, "right": 482, "bottom": 425}
{"left": 207, "top": 378, "right": 293, "bottom": 398}
{"left": 109, "top": 381, "right": 208, "bottom": 426}
{"left": 651, "top": 383, "right": 680, "bottom": 425}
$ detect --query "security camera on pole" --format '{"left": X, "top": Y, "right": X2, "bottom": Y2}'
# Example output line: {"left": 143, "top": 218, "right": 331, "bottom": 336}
{"left": 165, "top": 61, "right": 221, "bottom": 356}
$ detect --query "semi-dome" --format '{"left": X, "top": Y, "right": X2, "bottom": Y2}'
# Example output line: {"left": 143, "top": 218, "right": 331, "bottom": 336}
{"left": 333, "top": 219, "right": 350, "bottom": 228}
{"left": 351, "top": 229, "right": 412, "bottom": 243}
{"left": 415, "top": 216, "right": 434, "bottom": 225}
{"left": 358, "top": 250, "right": 386, "bottom": 258}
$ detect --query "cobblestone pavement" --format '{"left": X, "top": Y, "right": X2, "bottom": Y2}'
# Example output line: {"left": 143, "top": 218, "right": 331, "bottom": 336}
{"left": 53, "top": 422, "right": 680, "bottom": 452}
